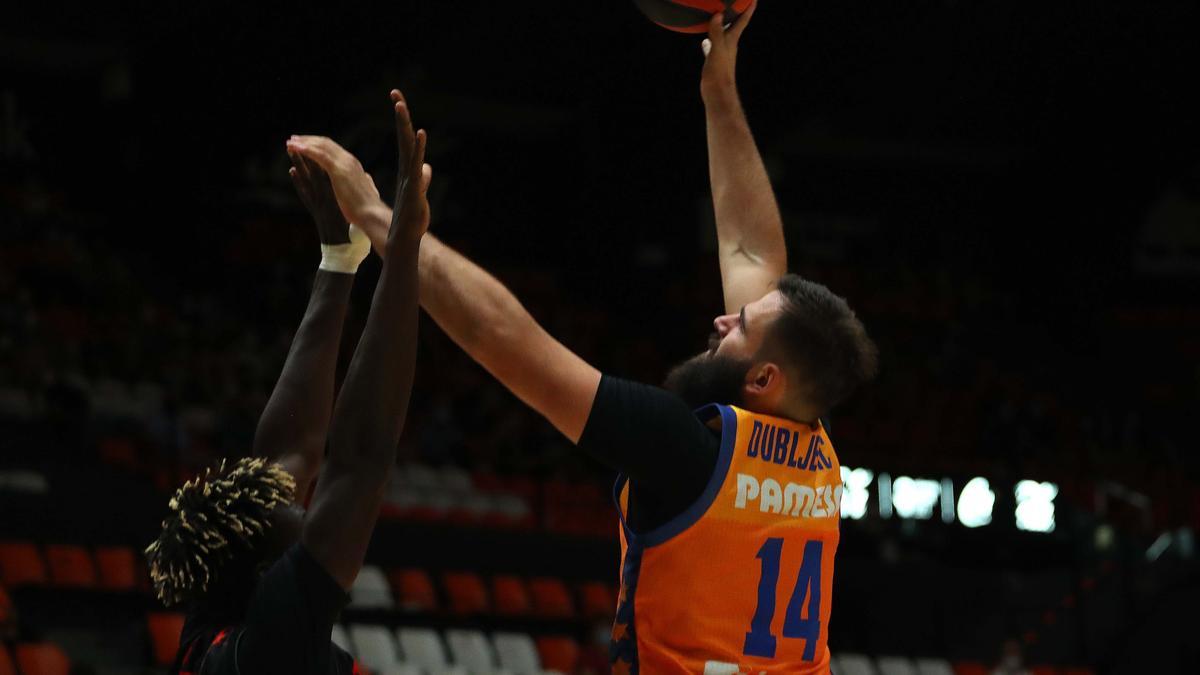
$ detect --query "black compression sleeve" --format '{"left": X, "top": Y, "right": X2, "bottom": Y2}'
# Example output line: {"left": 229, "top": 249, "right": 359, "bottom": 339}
{"left": 577, "top": 375, "right": 720, "bottom": 530}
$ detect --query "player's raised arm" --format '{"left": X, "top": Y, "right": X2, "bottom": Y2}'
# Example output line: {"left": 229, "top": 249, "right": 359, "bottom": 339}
{"left": 250, "top": 155, "right": 370, "bottom": 502}
{"left": 700, "top": 1, "right": 788, "bottom": 315}
{"left": 299, "top": 92, "right": 430, "bottom": 589}
{"left": 289, "top": 128, "right": 603, "bottom": 446}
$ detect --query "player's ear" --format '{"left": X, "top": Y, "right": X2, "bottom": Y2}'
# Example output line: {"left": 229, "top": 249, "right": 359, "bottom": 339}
{"left": 744, "top": 362, "right": 782, "bottom": 397}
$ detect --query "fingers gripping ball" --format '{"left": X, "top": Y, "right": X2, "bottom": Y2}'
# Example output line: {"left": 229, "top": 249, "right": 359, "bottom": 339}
{"left": 633, "top": 0, "right": 753, "bottom": 33}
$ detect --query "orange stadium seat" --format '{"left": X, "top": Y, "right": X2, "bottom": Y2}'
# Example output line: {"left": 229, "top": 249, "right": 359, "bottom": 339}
{"left": 0, "top": 541, "right": 47, "bottom": 586}
{"left": 491, "top": 575, "right": 532, "bottom": 616}
{"left": 528, "top": 577, "right": 574, "bottom": 618}
{"left": 952, "top": 662, "right": 988, "bottom": 675}
{"left": 536, "top": 636, "right": 580, "bottom": 673}
{"left": 0, "top": 645, "right": 14, "bottom": 675}
{"left": 45, "top": 544, "right": 98, "bottom": 587}
{"left": 389, "top": 568, "right": 437, "bottom": 612}
{"left": 147, "top": 612, "right": 185, "bottom": 666}
{"left": 95, "top": 546, "right": 139, "bottom": 590}
{"left": 579, "top": 580, "right": 616, "bottom": 618}
{"left": 98, "top": 436, "right": 138, "bottom": 470}
{"left": 442, "top": 571, "right": 489, "bottom": 615}
{"left": 0, "top": 585, "right": 13, "bottom": 626}
{"left": 15, "top": 643, "right": 70, "bottom": 675}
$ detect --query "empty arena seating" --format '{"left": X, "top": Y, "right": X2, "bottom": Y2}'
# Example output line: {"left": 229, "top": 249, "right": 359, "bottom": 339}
{"left": 390, "top": 567, "right": 438, "bottom": 612}
{"left": 0, "top": 645, "right": 14, "bottom": 675}
{"left": 337, "top": 625, "right": 574, "bottom": 674}
{"left": 442, "top": 571, "right": 490, "bottom": 615}
{"left": 377, "top": 665, "right": 423, "bottom": 675}
{"left": 15, "top": 643, "right": 71, "bottom": 675}
{"left": 836, "top": 653, "right": 879, "bottom": 675}
{"left": 829, "top": 656, "right": 1036, "bottom": 675}
{"left": 348, "top": 564, "right": 611, "bottom": 621}
{"left": 396, "top": 627, "right": 465, "bottom": 675}
{"left": 147, "top": 612, "right": 185, "bottom": 666}
{"left": 44, "top": 544, "right": 98, "bottom": 587}
{"left": 351, "top": 565, "right": 396, "bottom": 609}
{"left": 493, "top": 632, "right": 541, "bottom": 674}
{"left": 0, "top": 538, "right": 1104, "bottom": 674}
{"left": 877, "top": 655, "right": 919, "bottom": 675}
{"left": 331, "top": 624, "right": 354, "bottom": 655}
{"left": 0, "top": 542, "right": 145, "bottom": 593}
{"left": 491, "top": 574, "right": 531, "bottom": 616}
{"left": 94, "top": 545, "right": 140, "bottom": 590}
{"left": 378, "top": 463, "right": 593, "bottom": 532}
{"left": 527, "top": 577, "right": 573, "bottom": 618}
{"left": 0, "top": 541, "right": 47, "bottom": 586}
{"left": 578, "top": 580, "right": 616, "bottom": 618}
{"left": 534, "top": 636, "right": 579, "bottom": 673}
{"left": 446, "top": 629, "right": 505, "bottom": 674}
{"left": 0, "top": 586, "right": 12, "bottom": 630}
{"left": 914, "top": 657, "right": 956, "bottom": 675}
{"left": 350, "top": 624, "right": 403, "bottom": 672}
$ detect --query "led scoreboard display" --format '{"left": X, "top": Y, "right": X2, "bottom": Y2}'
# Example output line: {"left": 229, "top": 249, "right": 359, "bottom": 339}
{"left": 839, "top": 466, "right": 1059, "bottom": 533}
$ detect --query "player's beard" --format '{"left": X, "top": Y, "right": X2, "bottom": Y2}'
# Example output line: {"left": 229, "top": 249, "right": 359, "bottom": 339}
{"left": 663, "top": 352, "right": 752, "bottom": 410}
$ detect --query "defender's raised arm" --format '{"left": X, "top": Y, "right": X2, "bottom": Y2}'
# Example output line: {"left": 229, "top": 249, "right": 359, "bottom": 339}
{"left": 288, "top": 134, "right": 603, "bottom": 445}
{"left": 300, "top": 91, "right": 430, "bottom": 589}
{"left": 250, "top": 154, "right": 369, "bottom": 502}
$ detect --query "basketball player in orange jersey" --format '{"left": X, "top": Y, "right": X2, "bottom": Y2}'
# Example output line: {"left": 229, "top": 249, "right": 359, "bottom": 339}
{"left": 290, "top": 3, "right": 877, "bottom": 671}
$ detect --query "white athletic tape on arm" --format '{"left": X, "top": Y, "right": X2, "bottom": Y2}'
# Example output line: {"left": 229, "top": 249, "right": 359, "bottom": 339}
{"left": 319, "top": 224, "right": 371, "bottom": 274}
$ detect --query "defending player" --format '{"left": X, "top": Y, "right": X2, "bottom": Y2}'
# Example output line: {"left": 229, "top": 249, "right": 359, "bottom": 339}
{"left": 291, "top": 4, "right": 877, "bottom": 672}
{"left": 146, "top": 91, "right": 431, "bottom": 675}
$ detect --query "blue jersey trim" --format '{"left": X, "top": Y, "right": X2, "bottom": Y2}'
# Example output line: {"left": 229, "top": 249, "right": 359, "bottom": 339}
{"left": 612, "top": 403, "right": 739, "bottom": 548}
{"left": 609, "top": 538, "right": 643, "bottom": 673}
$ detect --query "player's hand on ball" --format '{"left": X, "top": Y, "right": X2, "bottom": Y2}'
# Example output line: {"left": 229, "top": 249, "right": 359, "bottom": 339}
{"left": 288, "top": 153, "right": 352, "bottom": 245}
{"left": 388, "top": 89, "right": 432, "bottom": 246}
{"left": 287, "top": 135, "right": 382, "bottom": 229}
{"left": 700, "top": 0, "right": 756, "bottom": 101}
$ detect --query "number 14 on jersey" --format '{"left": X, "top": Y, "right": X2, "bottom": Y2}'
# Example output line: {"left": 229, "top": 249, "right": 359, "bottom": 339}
{"left": 743, "top": 537, "right": 823, "bottom": 661}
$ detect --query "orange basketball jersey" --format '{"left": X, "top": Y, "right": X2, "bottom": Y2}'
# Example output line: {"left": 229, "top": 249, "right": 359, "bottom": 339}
{"left": 611, "top": 404, "right": 842, "bottom": 674}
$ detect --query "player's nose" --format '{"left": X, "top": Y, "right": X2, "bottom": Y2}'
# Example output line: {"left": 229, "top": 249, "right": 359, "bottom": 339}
{"left": 714, "top": 314, "right": 736, "bottom": 336}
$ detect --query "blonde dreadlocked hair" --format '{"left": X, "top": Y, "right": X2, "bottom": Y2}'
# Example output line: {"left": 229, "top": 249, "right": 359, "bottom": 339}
{"left": 146, "top": 457, "right": 295, "bottom": 606}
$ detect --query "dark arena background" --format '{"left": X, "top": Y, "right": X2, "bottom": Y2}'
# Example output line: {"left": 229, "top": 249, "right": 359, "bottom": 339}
{"left": 2, "top": 1, "right": 1198, "bottom": 674}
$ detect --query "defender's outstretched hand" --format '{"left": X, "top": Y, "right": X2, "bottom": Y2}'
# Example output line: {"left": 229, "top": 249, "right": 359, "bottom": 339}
{"left": 700, "top": 0, "right": 756, "bottom": 100}
{"left": 289, "top": 152, "right": 371, "bottom": 274}
{"left": 289, "top": 153, "right": 351, "bottom": 245}
{"left": 387, "top": 89, "right": 432, "bottom": 246}
{"left": 287, "top": 90, "right": 431, "bottom": 255}
{"left": 300, "top": 89, "right": 427, "bottom": 591}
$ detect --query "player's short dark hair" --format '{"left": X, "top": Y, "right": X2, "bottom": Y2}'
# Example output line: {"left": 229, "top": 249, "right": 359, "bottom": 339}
{"left": 145, "top": 458, "right": 295, "bottom": 607}
{"left": 767, "top": 274, "right": 879, "bottom": 414}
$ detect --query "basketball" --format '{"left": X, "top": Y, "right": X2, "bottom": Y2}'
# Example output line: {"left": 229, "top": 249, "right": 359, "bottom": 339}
{"left": 633, "top": 0, "right": 755, "bottom": 34}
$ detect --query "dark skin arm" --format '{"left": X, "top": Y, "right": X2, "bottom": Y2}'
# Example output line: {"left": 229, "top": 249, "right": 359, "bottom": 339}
{"left": 252, "top": 155, "right": 357, "bottom": 503}
{"left": 300, "top": 90, "right": 431, "bottom": 589}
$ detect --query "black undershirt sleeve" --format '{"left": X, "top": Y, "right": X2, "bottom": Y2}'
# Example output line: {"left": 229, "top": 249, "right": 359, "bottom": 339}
{"left": 577, "top": 375, "right": 721, "bottom": 532}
